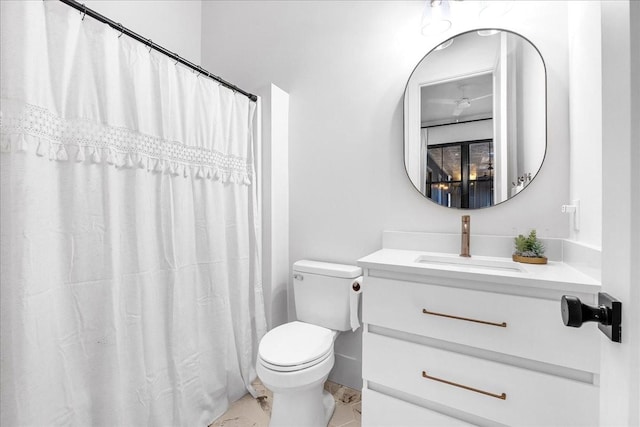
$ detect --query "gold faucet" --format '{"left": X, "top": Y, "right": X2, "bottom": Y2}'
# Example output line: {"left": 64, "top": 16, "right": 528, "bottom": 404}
{"left": 460, "top": 215, "right": 471, "bottom": 257}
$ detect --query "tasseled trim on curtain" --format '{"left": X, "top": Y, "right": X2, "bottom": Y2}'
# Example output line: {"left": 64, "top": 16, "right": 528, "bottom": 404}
{"left": 75, "top": 144, "right": 86, "bottom": 162}
{"left": 91, "top": 147, "right": 102, "bottom": 163}
{"left": 36, "top": 139, "right": 47, "bottom": 156}
{"left": 0, "top": 102, "right": 254, "bottom": 186}
{"left": 56, "top": 144, "right": 68, "bottom": 161}
{"left": 18, "top": 135, "right": 28, "bottom": 152}
{"left": 106, "top": 148, "right": 116, "bottom": 165}
{"left": 124, "top": 152, "right": 134, "bottom": 168}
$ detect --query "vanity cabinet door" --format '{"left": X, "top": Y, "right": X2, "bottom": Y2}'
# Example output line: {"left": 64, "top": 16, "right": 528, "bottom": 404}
{"left": 363, "top": 333, "right": 598, "bottom": 427}
{"left": 363, "top": 277, "right": 599, "bottom": 373}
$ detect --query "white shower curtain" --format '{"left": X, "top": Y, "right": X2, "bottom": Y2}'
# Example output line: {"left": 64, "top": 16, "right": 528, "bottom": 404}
{"left": 0, "top": 1, "right": 266, "bottom": 426}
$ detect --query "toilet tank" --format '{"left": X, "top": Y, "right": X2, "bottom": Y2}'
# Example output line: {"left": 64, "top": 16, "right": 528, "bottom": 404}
{"left": 293, "top": 260, "right": 362, "bottom": 331}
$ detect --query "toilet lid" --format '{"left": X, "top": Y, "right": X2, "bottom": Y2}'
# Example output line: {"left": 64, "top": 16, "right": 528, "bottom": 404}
{"left": 259, "top": 321, "right": 334, "bottom": 367}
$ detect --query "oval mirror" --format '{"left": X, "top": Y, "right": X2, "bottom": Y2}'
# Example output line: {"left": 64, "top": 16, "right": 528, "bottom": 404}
{"left": 404, "top": 29, "right": 546, "bottom": 209}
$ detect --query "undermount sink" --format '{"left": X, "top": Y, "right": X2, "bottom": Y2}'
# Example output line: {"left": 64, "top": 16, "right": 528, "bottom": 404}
{"left": 414, "top": 254, "right": 526, "bottom": 273}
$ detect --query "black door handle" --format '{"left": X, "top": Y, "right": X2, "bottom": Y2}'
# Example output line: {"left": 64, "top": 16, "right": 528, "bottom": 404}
{"left": 560, "top": 292, "right": 621, "bottom": 343}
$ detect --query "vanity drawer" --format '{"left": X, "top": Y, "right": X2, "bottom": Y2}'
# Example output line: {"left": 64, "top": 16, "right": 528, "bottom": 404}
{"left": 363, "top": 333, "right": 598, "bottom": 427}
{"left": 363, "top": 276, "right": 599, "bottom": 373}
{"left": 362, "top": 388, "right": 473, "bottom": 427}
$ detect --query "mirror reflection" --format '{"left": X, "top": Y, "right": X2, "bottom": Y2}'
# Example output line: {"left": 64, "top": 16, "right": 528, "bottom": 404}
{"left": 404, "top": 29, "right": 546, "bottom": 209}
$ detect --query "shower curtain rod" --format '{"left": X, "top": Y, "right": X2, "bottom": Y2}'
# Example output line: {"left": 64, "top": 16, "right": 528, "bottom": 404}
{"left": 57, "top": 0, "right": 258, "bottom": 102}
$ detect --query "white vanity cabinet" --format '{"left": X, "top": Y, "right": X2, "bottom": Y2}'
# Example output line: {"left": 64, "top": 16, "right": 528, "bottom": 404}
{"left": 358, "top": 249, "right": 601, "bottom": 427}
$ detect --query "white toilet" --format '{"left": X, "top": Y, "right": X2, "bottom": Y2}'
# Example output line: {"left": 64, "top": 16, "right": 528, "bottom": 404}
{"left": 257, "top": 260, "right": 362, "bottom": 427}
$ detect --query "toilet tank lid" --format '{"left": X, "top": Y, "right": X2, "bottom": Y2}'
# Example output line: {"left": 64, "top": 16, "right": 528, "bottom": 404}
{"left": 293, "top": 260, "right": 362, "bottom": 279}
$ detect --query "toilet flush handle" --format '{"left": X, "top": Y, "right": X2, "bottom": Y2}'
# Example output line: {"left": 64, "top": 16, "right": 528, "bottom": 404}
{"left": 293, "top": 273, "right": 303, "bottom": 281}
{"left": 352, "top": 282, "right": 361, "bottom": 292}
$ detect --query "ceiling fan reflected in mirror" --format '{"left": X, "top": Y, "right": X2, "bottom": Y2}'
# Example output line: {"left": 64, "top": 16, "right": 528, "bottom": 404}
{"left": 452, "top": 94, "right": 491, "bottom": 116}
{"left": 426, "top": 84, "right": 492, "bottom": 117}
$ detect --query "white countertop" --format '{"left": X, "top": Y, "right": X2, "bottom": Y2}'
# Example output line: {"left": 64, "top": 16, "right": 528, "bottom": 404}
{"left": 357, "top": 248, "right": 601, "bottom": 295}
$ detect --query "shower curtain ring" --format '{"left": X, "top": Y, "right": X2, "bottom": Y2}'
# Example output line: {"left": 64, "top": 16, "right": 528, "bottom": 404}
{"left": 117, "top": 23, "right": 124, "bottom": 38}
{"left": 174, "top": 55, "right": 180, "bottom": 66}
{"left": 147, "top": 39, "right": 153, "bottom": 53}
{"left": 81, "top": 4, "right": 87, "bottom": 20}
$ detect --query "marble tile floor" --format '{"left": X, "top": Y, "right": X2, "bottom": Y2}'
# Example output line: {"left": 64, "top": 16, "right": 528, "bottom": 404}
{"left": 210, "top": 379, "right": 361, "bottom": 427}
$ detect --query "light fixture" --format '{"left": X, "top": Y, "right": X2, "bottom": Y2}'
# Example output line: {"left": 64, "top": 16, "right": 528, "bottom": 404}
{"left": 434, "top": 38, "right": 454, "bottom": 51}
{"left": 477, "top": 29, "right": 500, "bottom": 37}
{"left": 421, "top": 0, "right": 452, "bottom": 36}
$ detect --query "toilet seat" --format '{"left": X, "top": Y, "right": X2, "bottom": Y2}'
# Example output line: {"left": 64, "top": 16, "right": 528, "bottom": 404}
{"left": 258, "top": 321, "right": 335, "bottom": 372}
{"left": 259, "top": 350, "right": 332, "bottom": 372}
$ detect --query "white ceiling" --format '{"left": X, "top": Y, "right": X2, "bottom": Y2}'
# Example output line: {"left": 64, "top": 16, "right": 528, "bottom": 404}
{"left": 418, "top": 31, "right": 500, "bottom": 126}
{"left": 421, "top": 72, "right": 493, "bottom": 125}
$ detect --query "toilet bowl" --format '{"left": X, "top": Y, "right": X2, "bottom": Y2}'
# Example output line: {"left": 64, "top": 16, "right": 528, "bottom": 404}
{"left": 257, "top": 321, "right": 338, "bottom": 426}
{"left": 256, "top": 260, "right": 362, "bottom": 427}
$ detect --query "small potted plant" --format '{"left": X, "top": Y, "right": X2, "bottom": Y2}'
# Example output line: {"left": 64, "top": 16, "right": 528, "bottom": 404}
{"left": 513, "top": 229, "right": 547, "bottom": 264}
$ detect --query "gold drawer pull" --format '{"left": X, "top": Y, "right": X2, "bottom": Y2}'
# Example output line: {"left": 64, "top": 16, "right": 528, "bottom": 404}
{"left": 422, "top": 308, "right": 507, "bottom": 328}
{"left": 422, "top": 370, "right": 507, "bottom": 400}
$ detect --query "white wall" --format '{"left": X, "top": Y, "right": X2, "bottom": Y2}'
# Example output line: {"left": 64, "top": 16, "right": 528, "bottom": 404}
{"left": 259, "top": 84, "right": 290, "bottom": 330}
{"left": 518, "top": 38, "right": 547, "bottom": 186}
{"left": 84, "top": 0, "right": 202, "bottom": 64}
{"left": 201, "top": 0, "right": 571, "bottom": 389}
{"left": 426, "top": 120, "right": 493, "bottom": 145}
{"left": 567, "top": 2, "right": 602, "bottom": 247}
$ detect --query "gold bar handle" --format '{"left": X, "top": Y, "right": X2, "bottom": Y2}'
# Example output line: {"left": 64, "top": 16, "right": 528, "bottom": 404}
{"left": 422, "top": 370, "right": 507, "bottom": 400}
{"left": 422, "top": 308, "right": 507, "bottom": 328}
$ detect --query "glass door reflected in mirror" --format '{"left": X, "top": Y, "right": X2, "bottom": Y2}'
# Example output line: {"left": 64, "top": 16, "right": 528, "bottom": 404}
{"left": 426, "top": 138, "right": 493, "bottom": 209}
